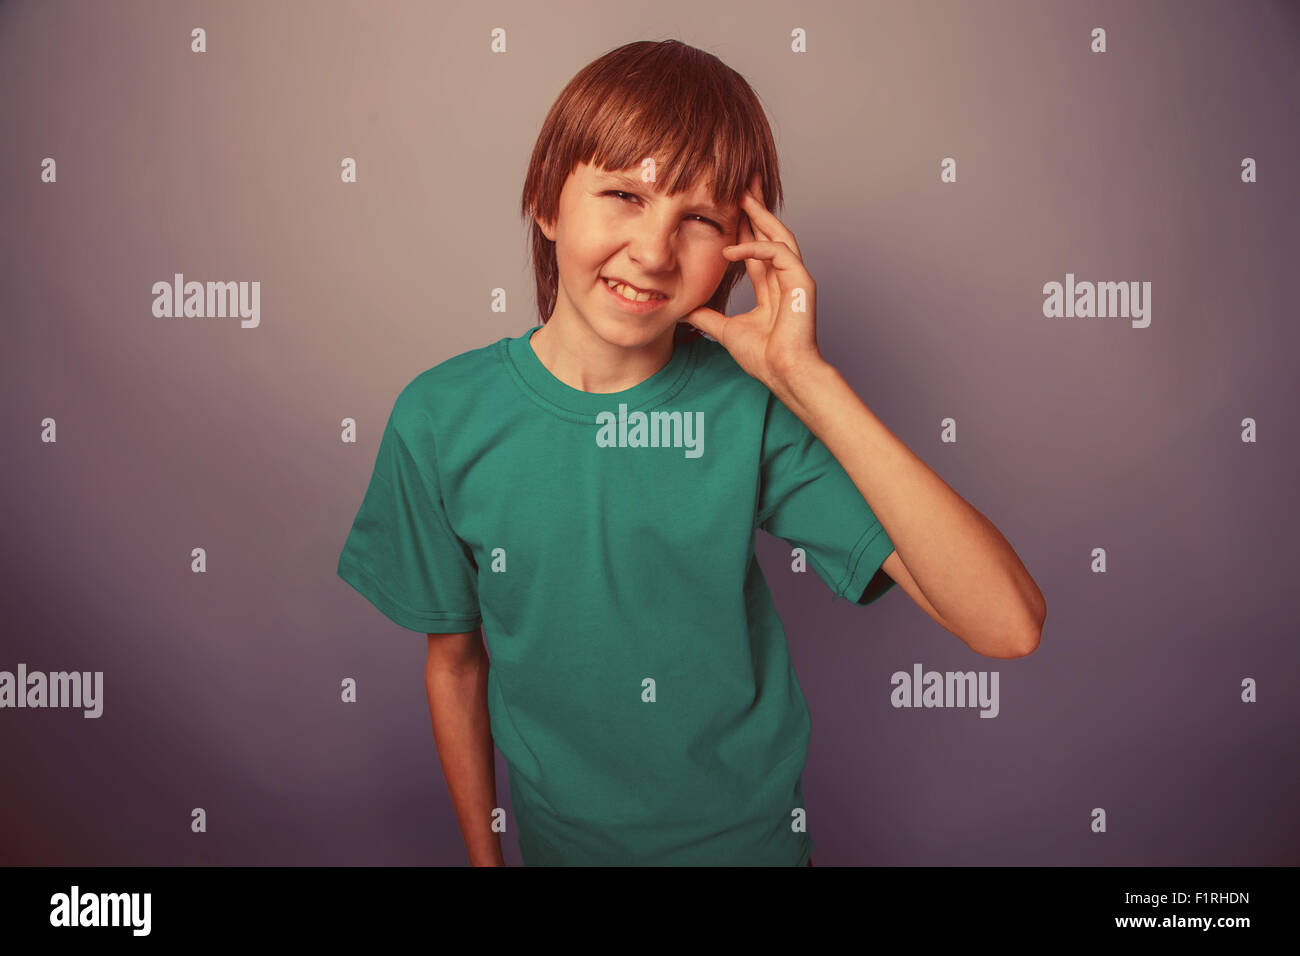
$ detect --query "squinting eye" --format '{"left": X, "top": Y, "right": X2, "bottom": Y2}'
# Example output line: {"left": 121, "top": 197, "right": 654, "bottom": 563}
{"left": 602, "top": 191, "right": 723, "bottom": 232}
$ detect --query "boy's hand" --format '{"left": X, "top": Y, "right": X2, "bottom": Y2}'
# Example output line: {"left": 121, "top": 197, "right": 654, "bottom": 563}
{"left": 681, "top": 172, "right": 826, "bottom": 391}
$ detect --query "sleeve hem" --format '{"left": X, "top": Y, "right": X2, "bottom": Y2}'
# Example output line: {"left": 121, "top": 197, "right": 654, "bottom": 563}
{"left": 833, "top": 522, "right": 896, "bottom": 605}
{"left": 337, "top": 558, "right": 482, "bottom": 633}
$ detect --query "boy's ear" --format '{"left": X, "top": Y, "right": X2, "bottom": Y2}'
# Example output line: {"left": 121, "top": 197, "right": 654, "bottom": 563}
{"left": 536, "top": 211, "right": 557, "bottom": 242}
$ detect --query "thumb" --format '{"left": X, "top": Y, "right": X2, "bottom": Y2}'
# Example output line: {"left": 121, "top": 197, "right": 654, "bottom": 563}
{"left": 681, "top": 305, "right": 723, "bottom": 339}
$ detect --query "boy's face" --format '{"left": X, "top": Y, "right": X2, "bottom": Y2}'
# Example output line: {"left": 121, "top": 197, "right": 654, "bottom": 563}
{"left": 539, "top": 160, "right": 742, "bottom": 350}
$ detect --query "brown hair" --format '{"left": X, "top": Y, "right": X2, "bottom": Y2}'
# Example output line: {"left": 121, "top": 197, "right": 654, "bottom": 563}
{"left": 520, "top": 39, "right": 784, "bottom": 344}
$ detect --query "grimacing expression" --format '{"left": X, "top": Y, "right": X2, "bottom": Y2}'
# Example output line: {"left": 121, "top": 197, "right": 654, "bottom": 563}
{"left": 539, "top": 161, "right": 742, "bottom": 344}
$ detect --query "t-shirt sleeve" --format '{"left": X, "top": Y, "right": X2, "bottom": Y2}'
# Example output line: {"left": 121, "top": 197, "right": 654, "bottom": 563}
{"left": 337, "top": 400, "right": 482, "bottom": 634}
{"left": 756, "top": 389, "right": 896, "bottom": 606}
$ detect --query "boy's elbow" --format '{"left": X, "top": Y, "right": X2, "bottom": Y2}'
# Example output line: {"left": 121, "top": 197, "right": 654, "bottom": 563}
{"left": 1016, "top": 602, "right": 1046, "bottom": 657}
{"left": 977, "top": 604, "right": 1044, "bottom": 659}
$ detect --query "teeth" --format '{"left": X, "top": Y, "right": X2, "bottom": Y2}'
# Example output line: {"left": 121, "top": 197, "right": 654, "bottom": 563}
{"left": 605, "top": 278, "right": 665, "bottom": 302}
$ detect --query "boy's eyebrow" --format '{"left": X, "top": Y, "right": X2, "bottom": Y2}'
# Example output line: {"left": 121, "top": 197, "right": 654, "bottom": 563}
{"left": 597, "top": 171, "right": 731, "bottom": 215}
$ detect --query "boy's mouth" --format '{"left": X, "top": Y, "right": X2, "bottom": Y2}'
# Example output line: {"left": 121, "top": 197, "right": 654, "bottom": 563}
{"left": 601, "top": 276, "right": 669, "bottom": 303}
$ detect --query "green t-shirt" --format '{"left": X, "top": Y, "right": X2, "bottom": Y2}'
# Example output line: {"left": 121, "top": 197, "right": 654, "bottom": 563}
{"left": 337, "top": 324, "right": 896, "bottom": 866}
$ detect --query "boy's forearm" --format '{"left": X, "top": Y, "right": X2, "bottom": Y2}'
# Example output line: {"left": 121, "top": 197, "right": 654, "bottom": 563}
{"left": 425, "top": 654, "right": 506, "bottom": 866}
{"left": 772, "top": 357, "right": 1045, "bottom": 656}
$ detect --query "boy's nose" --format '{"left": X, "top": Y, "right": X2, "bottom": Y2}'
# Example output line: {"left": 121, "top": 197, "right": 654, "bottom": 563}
{"left": 625, "top": 225, "right": 677, "bottom": 271}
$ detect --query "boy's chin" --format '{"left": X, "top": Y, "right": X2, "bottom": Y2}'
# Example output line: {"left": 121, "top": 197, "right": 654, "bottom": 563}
{"left": 592, "top": 313, "right": 680, "bottom": 344}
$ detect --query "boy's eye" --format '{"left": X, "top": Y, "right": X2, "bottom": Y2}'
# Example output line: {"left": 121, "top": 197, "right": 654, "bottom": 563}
{"left": 602, "top": 190, "right": 723, "bottom": 232}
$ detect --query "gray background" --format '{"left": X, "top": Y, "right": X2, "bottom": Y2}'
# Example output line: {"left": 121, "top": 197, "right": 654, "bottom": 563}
{"left": 2, "top": 0, "right": 1296, "bottom": 865}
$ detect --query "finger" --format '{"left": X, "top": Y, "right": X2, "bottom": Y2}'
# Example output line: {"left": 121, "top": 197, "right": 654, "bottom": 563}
{"left": 737, "top": 213, "right": 770, "bottom": 311}
{"left": 725, "top": 240, "right": 812, "bottom": 300}
{"left": 743, "top": 217, "right": 781, "bottom": 308}
{"left": 741, "top": 190, "right": 801, "bottom": 260}
{"left": 745, "top": 197, "right": 771, "bottom": 243}
{"left": 739, "top": 178, "right": 791, "bottom": 304}
{"left": 681, "top": 304, "right": 725, "bottom": 339}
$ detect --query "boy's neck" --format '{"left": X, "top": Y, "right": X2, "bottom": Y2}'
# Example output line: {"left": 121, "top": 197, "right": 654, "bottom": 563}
{"left": 528, "top": 319, "right": 677, "bottom": 394}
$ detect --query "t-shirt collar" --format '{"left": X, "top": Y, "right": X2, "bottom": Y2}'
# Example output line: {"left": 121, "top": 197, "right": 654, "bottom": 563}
{"left": 503, "top": 324, "right": 697, "bottom": 421}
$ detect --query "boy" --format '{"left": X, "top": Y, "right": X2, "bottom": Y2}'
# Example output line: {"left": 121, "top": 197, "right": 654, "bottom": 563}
{"left": 337, "top": 40, "right": 1045, "bottom": 866}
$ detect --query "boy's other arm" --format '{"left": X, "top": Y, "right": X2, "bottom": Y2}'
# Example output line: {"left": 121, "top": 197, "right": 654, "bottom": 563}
{"left": 425, "top": 628, "right": 506, "bottom": 866}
